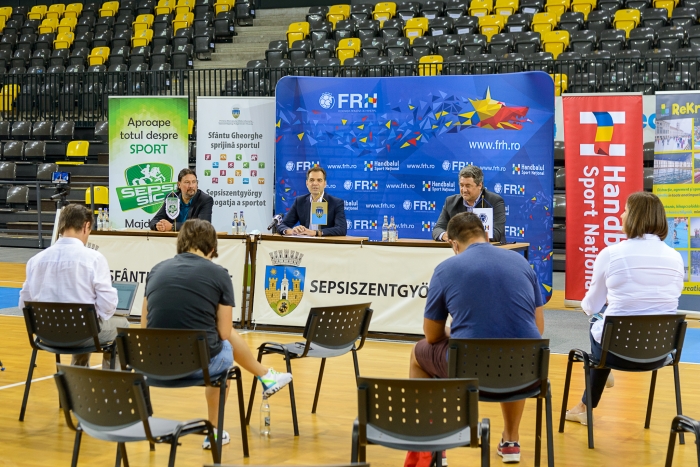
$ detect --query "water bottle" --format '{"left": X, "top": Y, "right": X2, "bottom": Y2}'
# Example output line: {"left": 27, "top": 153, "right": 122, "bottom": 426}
{"left": 239, "top": 210, "right": 247, "bottom": 235}
{"left": 381, "top": 215, "right": 389, "bottom": 241}
{"left": 231, "top": 212, "right": 239, "bottom": 235}
{"left": 388, "top": 216, "right": 397, "bottom": 242}
{"left": 103, "top": 209, "right": 110, "bottom": 231}
{"left": 260, "top": 395, "right": 271, "bottom": 436}
{"left": 97, "top": 208, "right": 104, "bottom": 231}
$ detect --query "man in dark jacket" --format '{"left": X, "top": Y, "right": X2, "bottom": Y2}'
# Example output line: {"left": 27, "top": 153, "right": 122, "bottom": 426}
{"left": 432, "top": 165, "right": 506, "bottom": 242}
{"left": 277, "top": 166, "right": 347, "bottom": 237}
{"left": 150, "top": 168, "right": 214, "bottom": 231}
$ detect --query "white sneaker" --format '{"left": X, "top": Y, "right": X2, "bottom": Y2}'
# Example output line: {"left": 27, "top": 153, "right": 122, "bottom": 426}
{"left": 202, "top": 429, "right": 230, "bottom": 449}
{"left": 259, "top": 368, "right": 293, "bottom": 396}
{"left": 606, "top": 372, "right": 615, "bottom": 388}
{"left": 565, "top": 410, "right": 592, "bottom": 426}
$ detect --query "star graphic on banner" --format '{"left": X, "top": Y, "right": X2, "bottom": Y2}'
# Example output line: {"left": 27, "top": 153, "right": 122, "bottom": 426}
{"left": 468, "top": 88, "right": 502, "bottom": 122}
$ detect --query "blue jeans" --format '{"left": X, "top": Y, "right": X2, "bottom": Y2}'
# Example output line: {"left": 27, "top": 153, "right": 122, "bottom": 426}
{"left": 189, "top": 340, "right": 234, "bottom": 380}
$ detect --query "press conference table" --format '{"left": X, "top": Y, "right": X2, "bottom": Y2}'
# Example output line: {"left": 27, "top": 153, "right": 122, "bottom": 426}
{"left": 90, "top": 230, "right": 529, "bottom": 336}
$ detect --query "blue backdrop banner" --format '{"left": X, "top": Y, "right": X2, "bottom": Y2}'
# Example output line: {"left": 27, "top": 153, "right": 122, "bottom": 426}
{"left": 275, "top": 73, "right": 555, "bottom": 299}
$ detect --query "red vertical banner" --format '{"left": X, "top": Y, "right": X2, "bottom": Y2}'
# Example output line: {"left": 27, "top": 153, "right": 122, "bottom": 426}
{"left": 563, "top": 95, "right": 644, "bottom": 302}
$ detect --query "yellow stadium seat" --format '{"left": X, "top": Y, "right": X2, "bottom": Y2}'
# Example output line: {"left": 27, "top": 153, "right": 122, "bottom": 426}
{"left": 550, "top": 73, "right": 568, "bottom": 95}
{"left": 0, "top": 6, "right": 12, "bottom": 22}
{"left": 613, "top": 9, "right": 640, "bottom": 37}
{"left": 85, "top": 186, "right": 109, "bottom": 206}
{"left": 418, "top": 54, "right": 443, "bottom": 75}
{"left": 531, "top": 11, "right": 558, "bottom": 32}
{"left": 155, "top": 0, "right": 175, "bottom": 14}
{"left": 60, "top": 141, "right": 90, "bottom": 165}
{"left": 545, "top": 0, "right": 568, "bottom": 17}
{"left": 213, "top": 0, "right": 233, "bottom": 15}
{"left": 0, "top": 84, "right": 20, "bottom": 111}
{"left": 64, "top": 3, "right": 83, "bottom": 18}
{"left": 373, "top": 2, "right": 396, "bottom": 24}
{"left": 188, "top": 119, "right": 194, "bottom": 136}
{"left": 53, "top": 31, "right": 75, "bottom": 49}
{"left": 327, "top": 4, "right": 350, "bottom": 27}
{"left": 28, "top": 5, "right": 48, "bottom": 20}
{"left": 88, "top": 46, "right": 110, "bottom": 65}
{"left": 175, "top": 0, "right": 195, "bottom": 14}
{"left": 404, "top": 17, "right": 429, "bottom": 42}
{"left": 469, "top": 0, "right": 493, "bottom": 17}
{"left": 38, "top": 17, "right": 59, "bottom": 34}
{"left": 286, "top": 21, "right": 310, "bottom": 46}
{"left": 494, "top": 0, "right": 518, "bottom": 15}
{"left": 336, "top": 37, "right": 361, "bottom": 64}
{"left": 653, "top": 0, "right": 674, "bottom": 15}
{"left": 542, "top": 30, "right": 569, "bottom": 58}
{"left": 46, "top": 3, "right": 66, "bottom": 20}
{"left": 0, "top": 17, "right": 5, "bottom": 33}
{"left": 571, "top": 0, "right": 595, "bottom": 19}
{"left": 479, "top": 14, "right": 505, "bottom": 40}
{"left": 133, "top": 14, "right": 154, "bottom": 32}
{"left": 57, "top": 16, "right": 77, "bottom": 33}
{"left": 131, "top": 28, "right": 154, "bottom": 47}
{"left": 172, "top": 12, "right": 194, "bottom": 31}
{"left": 99, "top": 1, "right": 120, "bottom": 17}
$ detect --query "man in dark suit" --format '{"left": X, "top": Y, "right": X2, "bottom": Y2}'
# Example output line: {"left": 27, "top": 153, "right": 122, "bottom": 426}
{"left": 432, "top": 165, "right": 506, "bottom": 242}
{"left": 277, "top": 166, "right": 347, "bottom": 237}
{"left": 149, "top": 168, "right": 214, "bottom": 232}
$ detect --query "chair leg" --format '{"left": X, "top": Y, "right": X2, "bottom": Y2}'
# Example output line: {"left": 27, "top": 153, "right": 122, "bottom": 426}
{"left": 673, "top": 365, "right": 685, "bottom": 445}
{"left": 116, "top": 442, "right": 129, "bottom": 467}
{"left": 208, "top": 420, "right": 222, "bottom": 465}
{"left": 645, "top": 370, "right": 658, "bottom": 430}
{"left": 431, "top": 451, "right": 440, "bottom": 467}
{"left": 108, "top": 345, "right": 117, "bottom": 369}
{"left": 233, "top": 368, "right": 250, "bottom": 457}
{"left": 535, "top": 397, "right": 542, "bottom": 467}
{"left": 545, "top": 383, "right": 555, "bottom": 467}
{"left": 352, "top": 348, "right": 360, "bottom": 382}
{"left": 558, "top": 351, "right": 575, "bottom": 433}
{"left": 285, "top": 354, "right": 299, "bottom": 436}
{"left": 311, "top": 358, "right": 326, "bottom": 414}
{"left": 245, "top": 346, "right": 265, "bottom": 425}
{"left": 167, "top": 438, "right": 178, "bottom": 467}
{"left": 71, "top": 430, "right": 82, "bottom": 467}
{"left": 19, "top": 348, "right": 38, "bottom": 421}
{"left": 350, "top": 419, "right": 360, "bottom": 463}
{"left": 216, "top": 379, "right": 226, "bottom": 455}
{"left": 583, "top": 359, "right": 594, "bottom": 449}
{"left": 481, "top": 418, "right": 490, "bottom": 467}
{"left": 665, "top": 425, "right": 678, "bottom": 467}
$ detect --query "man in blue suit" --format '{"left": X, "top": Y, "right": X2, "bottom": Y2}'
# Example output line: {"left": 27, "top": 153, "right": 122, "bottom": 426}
{"left": 277, "top": 166, "right": 347, "bottom": 237}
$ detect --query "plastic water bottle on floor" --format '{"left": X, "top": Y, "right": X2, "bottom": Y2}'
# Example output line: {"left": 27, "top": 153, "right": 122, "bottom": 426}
{"left": 260, "top": 395, "right": 271, "bottom": 436}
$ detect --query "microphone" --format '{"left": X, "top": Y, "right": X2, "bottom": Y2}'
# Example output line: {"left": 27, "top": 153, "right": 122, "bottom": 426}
{"left": 267, "top": 214, "right": 283, "bottom": 231}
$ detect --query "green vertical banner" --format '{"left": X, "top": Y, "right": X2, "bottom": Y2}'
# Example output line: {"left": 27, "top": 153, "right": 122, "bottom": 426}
{"left": 108, "top": 96, "right": 189, "bottom": 230}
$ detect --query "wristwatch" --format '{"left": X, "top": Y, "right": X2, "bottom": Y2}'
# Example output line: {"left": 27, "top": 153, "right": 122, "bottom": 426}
{"left": 317, "top": 229, "right": 322, "bottom": 237}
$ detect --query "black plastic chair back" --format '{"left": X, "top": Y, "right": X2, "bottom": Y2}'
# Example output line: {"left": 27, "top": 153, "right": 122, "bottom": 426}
{"left": 116, "top": 327, "right": 215, "bottom": 383}
{"left": 301, "top": 303, "right": 373, "bottom": 353}
{"left": 23, "top": 302, "right": 102, "bottom": 351}
{"left": 448, "top": 338, "right": 549, "bottom": 395}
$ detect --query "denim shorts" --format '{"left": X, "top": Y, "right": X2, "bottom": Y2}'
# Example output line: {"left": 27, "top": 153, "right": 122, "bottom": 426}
{"left": 190, "top": 340, "right": 233, "bottom": 380}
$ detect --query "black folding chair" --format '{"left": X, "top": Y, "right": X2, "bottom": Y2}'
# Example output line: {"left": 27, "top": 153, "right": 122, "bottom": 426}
{"left": 559, "top": 314, "right": 687, "bottom": 448}
{"left": 54, "top": 364, "right": 220, "bottom": 467}
{"left": 116, "top": 328, "right": 249, "bottom": 457}
{"left": 448, "top": 338, "right": 554, "bottom": 467}
{"left": 351, "top": 377, "right": 489, "bottom": 467}
{"left": 20, "top": 301, "right": 117, "bottom": 421}
{"left": 246, "top": 303, "right": 373, "bottom": 436}
{"left": 666, "top": 415, "right": 700, "bottom": 467}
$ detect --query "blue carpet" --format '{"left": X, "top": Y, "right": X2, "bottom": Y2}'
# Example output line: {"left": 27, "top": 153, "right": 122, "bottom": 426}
{"left": 682, "top": 328, "right": 700, "bottom": 364}
{"left": 0, "top": 287, "right": 20, "bottom": 309}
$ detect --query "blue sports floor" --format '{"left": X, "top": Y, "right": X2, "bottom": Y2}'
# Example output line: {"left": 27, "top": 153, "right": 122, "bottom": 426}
{"left": 0, "top": 287, "right": 19, "bottom": 309}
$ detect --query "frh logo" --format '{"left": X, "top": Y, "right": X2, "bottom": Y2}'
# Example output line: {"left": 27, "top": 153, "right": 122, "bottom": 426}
{"left": 404, "top": 200, "right": 436, "bottom": 211}
{"left": 354, "top": 180, "right": 379, "bottom": 190}
{"left": 353, "top": 220, "right": 378, "bottom": 229}
{"left": 364, "top": 160, "right": 400, "bottom": 172}
{"left": 579, "top": 111, "right": 626, "bottom": 156}
{"left": 443, "top": 160, "right": 473, "bottom": 171}
{"left": 506, "top": 226, "right": 526, "bottom": 237}
{"left": 296, "top": 161, "right": 321, "bottom": 171}
{"left": 364, "top": 161, "right": 373, "bottom": 171}
{"left": 421, "top": 221, "right": 435, "bottom": 231}
{"left": 338, "top": 93, "right": 378, "bottom": 109}
{"left": 494, "top": 183, "right": 525, "bottom": 195}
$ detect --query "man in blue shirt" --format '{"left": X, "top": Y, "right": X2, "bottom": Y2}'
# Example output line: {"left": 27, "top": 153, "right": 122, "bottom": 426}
{"left": 410, "top": 212, "right": 544, "bottom": 464}
{"left": 150, "top": 168, "right": 213, "bottom": 231}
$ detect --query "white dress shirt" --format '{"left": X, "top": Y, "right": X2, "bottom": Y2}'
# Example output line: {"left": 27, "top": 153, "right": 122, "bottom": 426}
{"left": 581, "top": 234, "right": 684, "bottom": 343}
{"left": 19, "top": 237, "right": 119, "bottom": 320}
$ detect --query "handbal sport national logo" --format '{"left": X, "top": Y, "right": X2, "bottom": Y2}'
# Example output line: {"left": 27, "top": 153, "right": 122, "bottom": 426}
{"left": 116, "top": 163, "right": 176, "bottom": 213}
{"left": 264, "top": 249, "right": 306, "bottom": 317}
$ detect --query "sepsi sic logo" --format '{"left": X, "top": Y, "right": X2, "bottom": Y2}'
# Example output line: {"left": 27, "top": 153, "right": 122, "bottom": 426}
{"left": 116, "top": 163, "right": 176, "bottom": 213}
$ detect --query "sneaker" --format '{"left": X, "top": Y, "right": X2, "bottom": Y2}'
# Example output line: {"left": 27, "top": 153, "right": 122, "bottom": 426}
{"left": 497, "top": 440, "right": 521, "bottom": 463}
{"left": 442, "top": 450, "right": 447, "bottom": 466}
{"left": 605, "top": 372, "right": 615, "bottom": 388}
{"left": 202, "top": 429, "right": 230, "bottom": 449}
{"left": 565, "top": 410, "right": 591, "bottom": 426}
{"left": 259, "top": 368, "right": 292, "bottom": 396}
